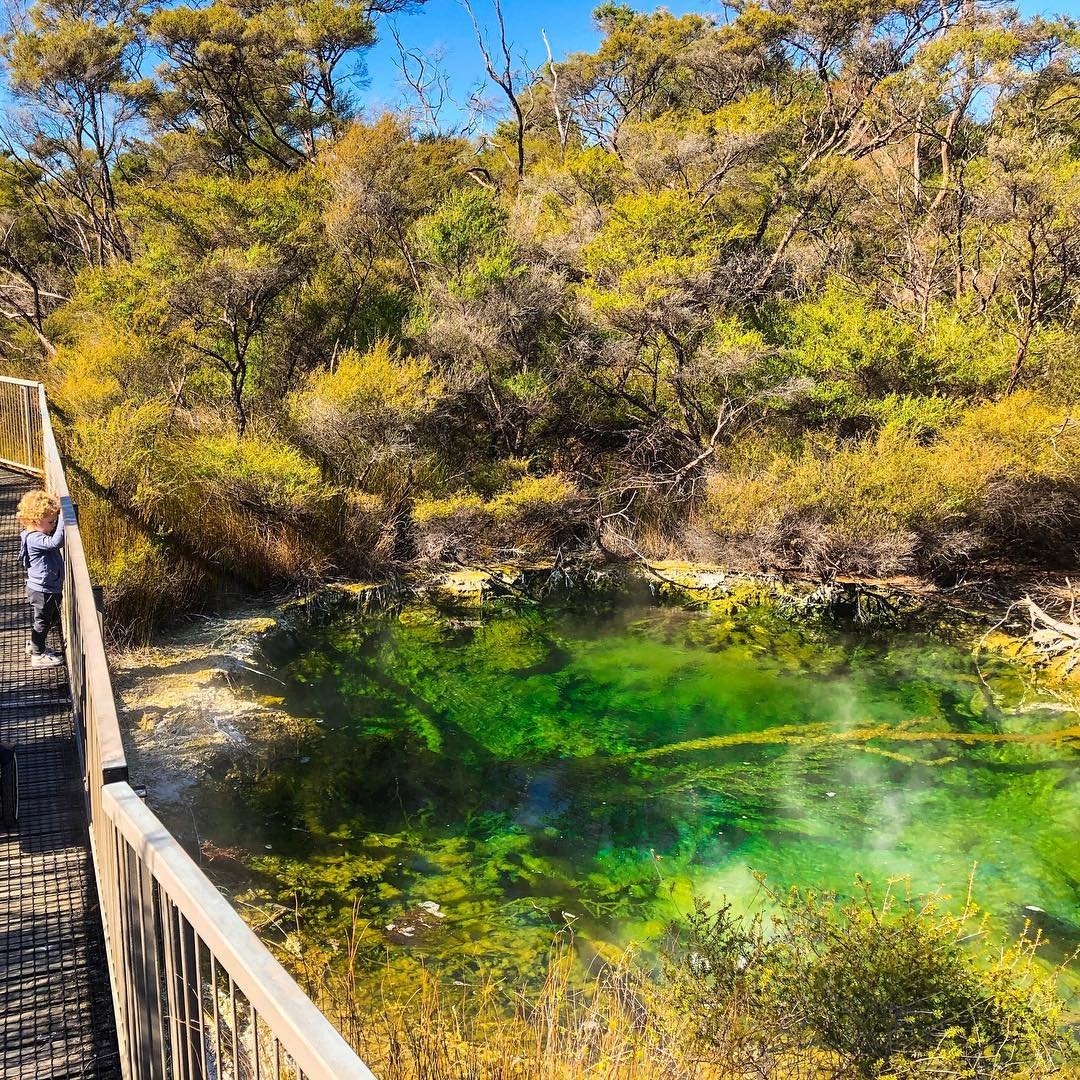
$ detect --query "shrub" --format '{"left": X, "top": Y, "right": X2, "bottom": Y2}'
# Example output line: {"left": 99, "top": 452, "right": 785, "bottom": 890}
{"left": 73, "top": 488, "right": 211, "bottom": 645}
{"left": 67, "top": 401, "right": 172, "bottom": 499}
{"left": 411, "top": 477, "right": 589, "bottom": 562}
{"left": 777, "top": 281, "right": 921, "bottom": 421}
{"left": 699, "top": 394, "right": 1080, "bottom": 576}
{"left": 412, "top": 493, "right": 491, "bottom": 562}
{"left": 668, "top": 878, "right": 1077, "bottom": 1079}
{"left": 168, "top": 434, "right": 330, "bottom": 521}
{"left": 871, "top": 393, "right": 962, "bottom": 442}
{"left": 264, "top": 878, "right": 1076, "bottom": 1080}
{"left": 412, "top": 188, "right": 509, "bottom": 277}
{"left": 289, "top": 339, "right": 442, "bottom": 486}
{"left": 487, "top": 475, "right": 586, "bottom": 553}
{"left": 142, "top": 433, "right": 338, "bottom": 581}
{"left": 342, "top": 491, "right": 397, "bottom": 565}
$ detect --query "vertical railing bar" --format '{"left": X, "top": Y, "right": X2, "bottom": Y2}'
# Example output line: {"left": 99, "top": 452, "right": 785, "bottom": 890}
{"left": 116, "top": 838, "right": 139, "bottom": 1079}
{"left": 140, "top": 861, "right": 167, "bottom": 1080}
{"left": 178, "top": 913, "right": 195, "bottom": 1079}
{"left": 211, "top": 953, "right": 224, "bottom": 1080}
{"left": 1, "top": 387, "right": 9, "bottom": 461}
{"left": 125, "top": 842, "right": 149, "bottom": 1080}
{"left": 21, "top": 384, "right": 32, "bottom": 466}
{"left": 252, "top": 1005, "right": 262, "bottom": 1080}
{"left": 127, "top": 840, "right": 151, "bottom": 1080}
{"left": 194, "top": 937, "right": 207, "bottom": 1078}
{"left": 161, "top": 894, "right": 185, "bottom": 1078}
{"left": 180, "top": 916, "right": 205, "bottom": 1078}
{"left": 230, "top": 974, "right": 240, "bottom": 1080}
{"left": 274, "top": 1037, "right": 281, "bottom": 1080}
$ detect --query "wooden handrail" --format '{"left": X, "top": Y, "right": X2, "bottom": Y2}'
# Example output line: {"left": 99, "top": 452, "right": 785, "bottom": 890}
{"left": 104, "top": 784, "right": 377, "bottom": 1080}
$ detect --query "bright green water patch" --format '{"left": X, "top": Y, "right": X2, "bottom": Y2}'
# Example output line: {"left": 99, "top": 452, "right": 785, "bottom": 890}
{"left": 188, "top": 600, "right": 1080, "bottom": 989}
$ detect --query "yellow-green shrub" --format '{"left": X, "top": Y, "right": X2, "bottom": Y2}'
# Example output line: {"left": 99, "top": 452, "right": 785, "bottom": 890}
{"left": 165, "top": 434, "right": 331, "bottom": 520}
{"left": 412, "top": 477, "right": 588, "bottom": 561}
{"left": 412, "top": 493, "right": 491, "bottom": 561}
{"left": 699, "top": 394, "right": 1080, "bottom": 575}
{"left": 67, "top": 401, "right": 172, "bottom": 499}
{"left": 143, "top": 433, "right": 338, "bottom": 580}
{"left": 289, "top": 339, "right": 442, "bottom": 486}
{"left": 487, "top": 475, "right": 585, "bottom": 552}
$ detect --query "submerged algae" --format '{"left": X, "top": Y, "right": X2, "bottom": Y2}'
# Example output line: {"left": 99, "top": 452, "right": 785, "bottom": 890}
{"left": 128, "top": 595, "right": 1080, "bottom": 998}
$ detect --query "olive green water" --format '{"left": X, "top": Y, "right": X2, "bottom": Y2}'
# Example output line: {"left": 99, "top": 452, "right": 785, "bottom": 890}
{"left": 190, "top": 598, "right": 1080, "bottom": 987}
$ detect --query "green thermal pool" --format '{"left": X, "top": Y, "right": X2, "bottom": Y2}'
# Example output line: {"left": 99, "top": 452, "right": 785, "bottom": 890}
{"left": 181, "top": 599, "right": 1080, "bottom": 987}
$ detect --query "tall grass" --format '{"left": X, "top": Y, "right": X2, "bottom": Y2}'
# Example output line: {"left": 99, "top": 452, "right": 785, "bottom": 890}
{"left": 262, "top": 882, "right": 1078, "bottom": 1080}
{"left": 291, "top": 929, "right": 716, "bottom": 1080}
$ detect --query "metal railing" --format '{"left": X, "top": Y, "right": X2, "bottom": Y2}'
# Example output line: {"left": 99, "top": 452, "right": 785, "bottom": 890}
{"left": 0, "top": 375, "right": 376, "bottom": 1080}
{"left": 0, "top": 375, "right": 43, "bottom": 474}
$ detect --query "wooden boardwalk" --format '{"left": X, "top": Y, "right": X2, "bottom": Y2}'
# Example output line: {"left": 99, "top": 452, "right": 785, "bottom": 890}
{"left": 0, "top": 468, "right": 121, "bottom": 1079}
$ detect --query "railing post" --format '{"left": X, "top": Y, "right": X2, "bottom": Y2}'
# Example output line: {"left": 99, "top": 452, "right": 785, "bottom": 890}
{"left": 22, "top": 384, "right": 33, "bottom": 468}
{"left": 92, "top": 584, "right": 105, "bottom": 641}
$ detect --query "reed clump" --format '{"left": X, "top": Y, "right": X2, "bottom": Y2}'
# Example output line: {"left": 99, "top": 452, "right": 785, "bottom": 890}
{"left": 269, "top": 880, "right": 1078, "bottom": 1080}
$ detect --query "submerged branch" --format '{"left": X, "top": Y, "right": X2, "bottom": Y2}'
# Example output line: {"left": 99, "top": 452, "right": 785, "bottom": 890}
{"left": 625, "top": 719, "right": 1080, "bottom": 763}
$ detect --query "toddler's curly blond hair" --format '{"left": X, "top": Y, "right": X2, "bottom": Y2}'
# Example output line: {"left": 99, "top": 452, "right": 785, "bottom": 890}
{"left": 16, "top": 490, "right": 60, "bottom": 530}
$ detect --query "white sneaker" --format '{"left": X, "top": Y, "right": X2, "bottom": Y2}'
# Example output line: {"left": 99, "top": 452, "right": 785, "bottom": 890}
{"left": 25, "top": 641, "right": 61, "bottom": 659}
{"left": 30, "top": 652, "right": 62, "bottom": 669}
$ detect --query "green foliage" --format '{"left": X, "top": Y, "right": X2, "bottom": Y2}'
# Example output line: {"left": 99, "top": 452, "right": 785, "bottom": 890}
{"left": 777, "top": 281, "right": 922, "bottom": 419}
{"left": 487, "top": 475, "right": 585, "bottom": 551}
{"left": 6, "top": 0, "right": 1080, "bottom": 629}
{"left": 486, "top": 473, "right": 577, "bottom": 520}
{"left": 147, "top": 0, "right": 384, "bottom": 169}
{"left": 169, "top": 433, "right": 329, "bottom": 519}
{"left": 289, "top": 338, "right": 442, "bottom": 485}
{"left": 128, "top": 432, "right": 345, "bottom": 585}
{"left": 669, "top": 880, "right": 1077, "bottom": 1077}
{"left": 585, "top": 190, "right": 717, "bottom": 281}
{"left": 701, "top": 394, "right": 1080, "bottom": 575}
{"left": 411, "top": 476, "right": 585, "bottom": 558}
{"left": 413, "top": 188, "right": 510, "bottom": 278}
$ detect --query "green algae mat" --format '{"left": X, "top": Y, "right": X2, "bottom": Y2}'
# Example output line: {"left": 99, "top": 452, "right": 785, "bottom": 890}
{"left": 189, "top": 599, "right": 1080, "bottom": 988}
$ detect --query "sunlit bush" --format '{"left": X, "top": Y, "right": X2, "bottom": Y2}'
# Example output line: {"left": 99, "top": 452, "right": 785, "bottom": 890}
{"left": 139, "top": 433, "right": 338, "bottom": 581}
{"left": 289, "top": 339, "right": 442, "bottom": 485}
{"left": 487, "top": 475, "right": 587, "bottom": 553}
{"left": 668, "top": 879, "right": 1076, "bottom": 1078}
{"left": 67, "top": 401, "right": 172, "bottom": 499}
{"left": 700, "top": 394, "right": 1080, "bottom": 575}
{"left": 413, "top": 188, "right": 509, "bottom": 277}
{"left": 411, "top": 477, "right": 589, "bottom": 562}
{"left": 265, "top": 878, "right": 1077, "bottom": 1080}
{"left": 412, "top": 493, "right": 491, "bottom": 562}
{"left": 169, "top": 434, "right": 329, "bottom": 519}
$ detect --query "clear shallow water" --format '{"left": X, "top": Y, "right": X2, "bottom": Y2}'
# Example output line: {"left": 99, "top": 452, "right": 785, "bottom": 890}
{"left": 189, "top": 600, "right": 1080, "bottom": 986}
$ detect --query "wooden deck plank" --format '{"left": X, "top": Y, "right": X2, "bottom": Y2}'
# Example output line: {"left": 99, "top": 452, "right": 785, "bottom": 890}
{"left": 0, "top": 469, "right": 121, "bottom": 1080}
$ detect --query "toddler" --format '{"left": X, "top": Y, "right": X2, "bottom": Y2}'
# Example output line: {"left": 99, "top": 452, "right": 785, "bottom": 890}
{"left": 17, "top": 490, "right": 65, "bottom": 669}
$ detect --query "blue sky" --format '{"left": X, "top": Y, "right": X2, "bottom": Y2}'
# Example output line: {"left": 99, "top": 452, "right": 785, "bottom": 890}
{"left": 360, "top": 0, "right": 1080, "bottom": 123}
{"left": 362, "top": 0, "right": 710, "bottom": 120}
{"left": 2, "top": 0, "right": 1076, "bottom": 124}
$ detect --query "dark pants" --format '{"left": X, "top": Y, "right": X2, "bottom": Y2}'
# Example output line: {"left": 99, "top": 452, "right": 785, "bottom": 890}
{"left": 27, "top": 588, "right": 62, "bottom": 655}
